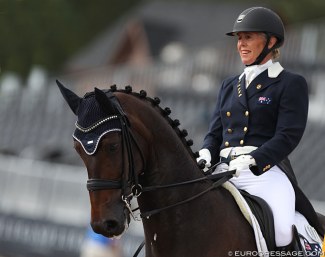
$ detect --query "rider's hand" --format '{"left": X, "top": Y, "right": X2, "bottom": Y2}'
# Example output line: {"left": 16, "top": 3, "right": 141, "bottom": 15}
{"left": 196, "top": 148, "right": 211, "bottom": 172}
{"left": 212, "top": 163, "right": 229, "bottom": 174}
{"left": 229, "top": 155, "right": 256, "bottom": 177}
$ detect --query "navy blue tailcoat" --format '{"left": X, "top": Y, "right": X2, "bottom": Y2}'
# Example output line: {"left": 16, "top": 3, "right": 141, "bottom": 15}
{"left": 202, "top": 63, "right": 323, "bottom": 235}
{"left": 202, "top": 63, "right": 308, "bottom": 174}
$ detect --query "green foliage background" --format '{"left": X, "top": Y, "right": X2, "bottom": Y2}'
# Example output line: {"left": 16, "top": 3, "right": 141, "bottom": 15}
{"left": 1, "top": 0, "right": 325, "bottom": 79}
{"left": 0, "top": 0, "right": 141, "bottom": 78}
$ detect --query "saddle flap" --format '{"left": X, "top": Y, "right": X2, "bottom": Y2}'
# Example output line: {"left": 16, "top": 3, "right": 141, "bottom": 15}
{"left": 240, "top": 190, "right": 276, "bottom": 251}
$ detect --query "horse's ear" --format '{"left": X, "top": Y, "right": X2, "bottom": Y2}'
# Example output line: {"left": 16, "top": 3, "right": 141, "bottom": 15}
{"left": 56, "top": 80, "right": 81, "bottom": 115}
{"left": 94, "top": 87, "right": 117, "bottom": 115}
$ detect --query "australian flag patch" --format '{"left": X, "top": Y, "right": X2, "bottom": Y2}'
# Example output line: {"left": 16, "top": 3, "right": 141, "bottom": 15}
{"left": 302, "top": 237, "right": 322, "bottom": 257}
{"left": 258, "top": 96, "right": 272, "bottom": 105}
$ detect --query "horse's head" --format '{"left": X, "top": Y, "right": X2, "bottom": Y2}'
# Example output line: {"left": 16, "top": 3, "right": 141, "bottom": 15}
{"left": 57, "top": 81, "right": 146, "bottom": 238}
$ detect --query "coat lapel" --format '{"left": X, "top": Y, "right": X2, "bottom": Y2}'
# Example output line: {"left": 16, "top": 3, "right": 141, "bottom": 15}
{"left": 246, "top": 70, "right": 281, "bottom": 99}
{"left": 233, "top": 75, "right": 248, "bottom": 108}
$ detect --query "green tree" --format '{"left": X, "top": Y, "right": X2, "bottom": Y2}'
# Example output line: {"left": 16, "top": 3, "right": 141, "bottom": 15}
{"left": 0, "top": 0, "right": 142, "bottom": 78}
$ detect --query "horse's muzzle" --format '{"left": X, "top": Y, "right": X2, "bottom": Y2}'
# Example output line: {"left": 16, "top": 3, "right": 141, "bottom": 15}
{"left": 91, "top": 217, "right": 126, "bottom": 238}
{"left": 90, "top": 203, "right": 131, "bottom": 238}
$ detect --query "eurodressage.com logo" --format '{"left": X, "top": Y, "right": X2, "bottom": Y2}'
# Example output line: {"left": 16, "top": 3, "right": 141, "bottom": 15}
{"left": 227, "top": 251, "right": 322, "bottom": 256}
{"left": 226, "top": 237, "right": 325, "bottom": 256}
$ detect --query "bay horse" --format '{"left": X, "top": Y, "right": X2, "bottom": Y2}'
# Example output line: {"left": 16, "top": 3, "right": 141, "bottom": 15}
{"left": 57, "top": 81, "right": 257, "bottom": 257}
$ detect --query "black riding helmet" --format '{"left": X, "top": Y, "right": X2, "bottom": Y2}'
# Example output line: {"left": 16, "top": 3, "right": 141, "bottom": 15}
{"left": 227, "top": 7, "right": 285, "bottom": 66}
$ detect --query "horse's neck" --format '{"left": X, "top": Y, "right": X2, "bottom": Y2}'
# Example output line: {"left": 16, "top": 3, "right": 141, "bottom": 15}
{"left": 137, "top": 119, "right": 206, "bottom": 208}
{"left": 138, "top": 105, "right": 212, "bottom": 207}
{"left": 130, "top": 101, "right": 254, "bottom": 256}
{"left": 148, "top": 132, "right": 199, "bottom": 185}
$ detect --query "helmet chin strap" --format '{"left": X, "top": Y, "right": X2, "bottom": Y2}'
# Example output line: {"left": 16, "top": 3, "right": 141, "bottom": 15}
{"left": 246, "top": 33, "right": 277, "bottom": 66}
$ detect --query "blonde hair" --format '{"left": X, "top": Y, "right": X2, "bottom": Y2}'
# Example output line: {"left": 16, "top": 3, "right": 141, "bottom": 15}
{"left": 272, "top": 48, "right": 280, "bottom": 60}
{"left": 260, "top": 33, "right": 281, "bottom": 60}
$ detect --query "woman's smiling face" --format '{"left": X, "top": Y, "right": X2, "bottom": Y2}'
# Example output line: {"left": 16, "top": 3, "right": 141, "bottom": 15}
{"left": 237, "top": 32, "right": 267, "bottom": 65}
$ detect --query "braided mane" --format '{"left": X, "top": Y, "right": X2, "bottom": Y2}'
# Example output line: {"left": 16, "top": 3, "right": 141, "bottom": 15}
{"left": 109, "top": 84, "right": 198, "bottom": 160}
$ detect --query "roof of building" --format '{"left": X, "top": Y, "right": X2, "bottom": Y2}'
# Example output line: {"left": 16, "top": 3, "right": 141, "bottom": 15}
{"left": 64, "top": 1, "right": 261, "bottom": 72}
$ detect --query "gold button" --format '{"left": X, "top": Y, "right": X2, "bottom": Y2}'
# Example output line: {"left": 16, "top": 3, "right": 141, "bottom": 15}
{"left": 243, "top": 127, "right": 248, "bottom": 132}
{"left": 225, "top": 141, "right": 230, "bottom": 147}
{"left": 226, "top": 112, "right": 231, "bottom": 117}
{"left": 240, "top": 140, "right": 244, "bottom": 145}
{"left": 256, "top": 84, "right": 262, "bottom": 89}
{"left": 227, "top": 128, "right": 233, "bottom": 134}
{"left": 245, "top": 111, "right": 249, "bottom": 116}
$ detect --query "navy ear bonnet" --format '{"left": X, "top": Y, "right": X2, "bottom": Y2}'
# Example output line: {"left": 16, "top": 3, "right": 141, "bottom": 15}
{"left": 73, "top": 92, "right": 122, "bottom": 155}
{"left": 56, "top": 81, "right": 126, "bottom": 155}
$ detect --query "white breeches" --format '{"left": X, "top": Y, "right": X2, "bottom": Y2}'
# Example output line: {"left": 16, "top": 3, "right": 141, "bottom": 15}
{"left": 230, "top": 165, "right": 296, "bottom": 247}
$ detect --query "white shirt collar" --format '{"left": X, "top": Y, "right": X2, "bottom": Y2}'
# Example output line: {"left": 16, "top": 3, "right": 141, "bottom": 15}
{"left": 239, "top": 60, "right": 284, "bottom": 87}
{"left": 268, "top": 62, "right": 284, "bottom": 78}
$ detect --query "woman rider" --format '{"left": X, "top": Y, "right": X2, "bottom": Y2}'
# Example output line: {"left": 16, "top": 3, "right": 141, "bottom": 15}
{"left": 196, "top": 6, "right": 323, "bottom": 251}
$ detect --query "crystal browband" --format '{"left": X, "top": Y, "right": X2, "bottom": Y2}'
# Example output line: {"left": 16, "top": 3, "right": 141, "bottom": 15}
{"left": 75, "top": 115, "right": 119, "bottom": 133}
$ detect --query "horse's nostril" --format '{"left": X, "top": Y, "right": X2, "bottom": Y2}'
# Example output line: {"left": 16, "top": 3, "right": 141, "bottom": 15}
{"left": 91, "top": 218, "right": 124, "bottom": 237}
{"left": 104, "top": 219, "right": 118, "bottom": 230}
